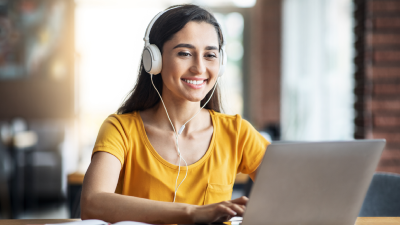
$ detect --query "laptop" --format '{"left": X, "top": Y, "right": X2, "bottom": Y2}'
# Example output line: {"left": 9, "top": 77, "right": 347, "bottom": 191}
{"left": 237, "top": 139, "right": 386, "bottom": 225}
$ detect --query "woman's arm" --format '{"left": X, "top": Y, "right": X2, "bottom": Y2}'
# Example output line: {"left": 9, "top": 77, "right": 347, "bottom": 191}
{"left": 81, "top": 152, "right": 247, "bottom": 224}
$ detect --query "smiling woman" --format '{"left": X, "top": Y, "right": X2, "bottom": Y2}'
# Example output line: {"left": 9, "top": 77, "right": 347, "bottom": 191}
{"left": 80, "top": 4, "right": 269, "bottom": 224}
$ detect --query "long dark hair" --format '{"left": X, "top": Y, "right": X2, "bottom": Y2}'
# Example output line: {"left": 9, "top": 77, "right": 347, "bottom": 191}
{"left": 117, "top": 4, "right": 224, "bottom": 114}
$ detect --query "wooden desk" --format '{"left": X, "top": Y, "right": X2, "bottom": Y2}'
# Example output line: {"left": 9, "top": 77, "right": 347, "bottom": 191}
{"left": 355, "top": 218, "right": 400, "bottom": 225}
{"left": 0, "top": 219, "right": 79, "bottom": 225}
{"left": 0, "top": 218, "right": 399, "bottom": 225}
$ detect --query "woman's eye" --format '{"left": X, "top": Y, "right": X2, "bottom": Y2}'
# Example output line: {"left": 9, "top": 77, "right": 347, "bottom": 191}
{"left": 178, "top": 52, "right": 191, "bottom": 57}
{"left": 205, "top": 54, "right": 217, "bottom": 58}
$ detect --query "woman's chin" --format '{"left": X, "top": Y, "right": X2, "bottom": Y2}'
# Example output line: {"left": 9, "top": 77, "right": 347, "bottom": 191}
{"left": 178, "top": 91, "right": 207, "bottom": 103}
{"left": 185, "top": 95, "right": 207, "bottom": 103}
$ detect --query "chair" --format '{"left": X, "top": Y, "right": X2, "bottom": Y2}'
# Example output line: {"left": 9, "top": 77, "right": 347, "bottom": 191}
{"left": 359, "top": 172, "right": 400, "bottom": 217}
{"left": 0, "top": 144, "right": 13, "bottom": 219}
{"left": 67, "top": 173, "right": 84, "bottom": 218}
{"left": 70, "top": 186, "right": 81, "bottom": 218}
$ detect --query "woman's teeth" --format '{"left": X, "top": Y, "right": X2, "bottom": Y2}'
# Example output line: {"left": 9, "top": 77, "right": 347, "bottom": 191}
{"left": 183, "top": 79, "right": 205, "bottom": 85}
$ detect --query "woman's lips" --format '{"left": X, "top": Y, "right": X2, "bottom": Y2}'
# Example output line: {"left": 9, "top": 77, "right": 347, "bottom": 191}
{"left": 181, "top": 78, "right": 207, "bottom": 89}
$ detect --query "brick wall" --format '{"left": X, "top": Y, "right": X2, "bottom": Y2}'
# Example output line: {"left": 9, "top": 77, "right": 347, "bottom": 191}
{"left": 354, "top": 0, "right": 400, "bottom": 174}
{"left": 247, "top": 0, "right": 282, "bottom": 130}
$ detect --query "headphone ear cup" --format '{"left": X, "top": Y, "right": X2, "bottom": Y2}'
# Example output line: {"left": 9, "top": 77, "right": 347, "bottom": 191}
{"left": 218, "top": 48, "right": 227, "bottom": 77}
{"left": 142, "top": 44, "right": 162, "bottom": 75}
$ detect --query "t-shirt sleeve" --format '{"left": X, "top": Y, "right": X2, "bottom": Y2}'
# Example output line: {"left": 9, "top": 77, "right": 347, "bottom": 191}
{"left": 237, "top": 119, "right": 270, "bottom": 175}
{"left": 92, "top": 115, "right": 129, "bottom": 166}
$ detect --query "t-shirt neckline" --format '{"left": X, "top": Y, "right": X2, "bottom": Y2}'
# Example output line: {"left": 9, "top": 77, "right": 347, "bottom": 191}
{"left": 136, "top": 109, "right": 216, "bottom": 170}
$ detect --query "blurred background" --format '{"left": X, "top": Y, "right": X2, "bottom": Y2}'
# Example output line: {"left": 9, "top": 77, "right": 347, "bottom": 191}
{"left": 0, "top": 0, "right": 399, "bottom": 220}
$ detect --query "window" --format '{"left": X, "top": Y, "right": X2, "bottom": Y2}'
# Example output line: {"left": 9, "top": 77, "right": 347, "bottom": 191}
{"left": 281, "top": 0, "right": 354, "bottom": 141}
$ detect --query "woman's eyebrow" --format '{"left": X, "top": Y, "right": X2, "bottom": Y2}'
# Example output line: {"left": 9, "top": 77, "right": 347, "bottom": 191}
{"left": 205, "top": 46, "right": 218, "bottom": 50}
{"left": 173, "top": 43, "right": 195, "bottom": 49}
{"left": 173, "top": 43, "right": 218, "bottom": 50}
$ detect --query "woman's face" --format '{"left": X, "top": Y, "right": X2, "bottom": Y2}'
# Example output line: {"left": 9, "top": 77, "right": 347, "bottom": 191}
{"left": 161, "top": 21, "right": 220, "bottom": 103}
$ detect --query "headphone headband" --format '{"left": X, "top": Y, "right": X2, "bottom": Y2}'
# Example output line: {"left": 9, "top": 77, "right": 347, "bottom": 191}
{"left": 143, "top": 6, "right": 181, "bottom": 46}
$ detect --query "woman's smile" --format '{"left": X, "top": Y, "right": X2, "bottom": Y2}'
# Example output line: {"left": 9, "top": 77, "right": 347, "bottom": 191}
{"left": 181, "top": 78, "right": 208, "bottom": 89}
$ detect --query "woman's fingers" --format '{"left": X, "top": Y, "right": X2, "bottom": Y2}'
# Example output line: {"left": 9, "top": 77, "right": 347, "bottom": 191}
{"left": 223, "top": 201, "right": 245, "bottom": 217}
{"left": 218, "top": 200, "right": 246, "bottom": 217}
{"left": 217, "top": 203, "right": 237, "bottom": 216}
{"left": 213, "top": 204, "right": 235, "bottom": 222}
{"left": 230, "top": 196, "right": 249, "bottom": 205}
{"left": 193, "top": 197, "right": 250, "bottom": 224}
{"left": 228, "top": 203, "right": 246, "bottom": 216}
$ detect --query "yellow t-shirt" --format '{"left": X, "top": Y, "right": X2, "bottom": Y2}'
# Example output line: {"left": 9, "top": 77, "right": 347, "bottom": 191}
{"left": 92, "top": 110, "right": 269, "bottom": 205}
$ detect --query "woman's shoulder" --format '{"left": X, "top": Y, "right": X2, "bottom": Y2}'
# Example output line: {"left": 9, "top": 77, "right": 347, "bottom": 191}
{"left": 102, "top": 111, "right": 142, "bottom": 131}
{"left": 209, "top": 109, "right": 242, "bottom": 120}
{"left": 209, "top": 110, "right": 251, "bottom": 130}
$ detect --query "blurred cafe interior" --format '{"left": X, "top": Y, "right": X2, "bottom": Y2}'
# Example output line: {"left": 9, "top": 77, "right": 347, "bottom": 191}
{"left": 0, "top": 0, "right": 399, "bottom": 220}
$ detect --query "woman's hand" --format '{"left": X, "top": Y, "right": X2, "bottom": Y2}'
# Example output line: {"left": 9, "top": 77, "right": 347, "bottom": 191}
{"left": 189, "top": 196, "right": 248, "bottom": 224}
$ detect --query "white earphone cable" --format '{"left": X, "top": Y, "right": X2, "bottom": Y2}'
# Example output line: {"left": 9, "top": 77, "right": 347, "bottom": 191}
{"left": 150, "top": 74, "right": 177, "bottom": 136}
{"left": 179, "top": 77, "right": 220, "bottom": 134}
{"left": 150, "top": 74, "right": 219, "bottom": 202}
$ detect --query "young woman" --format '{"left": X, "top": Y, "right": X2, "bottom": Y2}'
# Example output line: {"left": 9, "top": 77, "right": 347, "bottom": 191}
{"left": 81, "top": 4, "right": 269, "bottom": 224}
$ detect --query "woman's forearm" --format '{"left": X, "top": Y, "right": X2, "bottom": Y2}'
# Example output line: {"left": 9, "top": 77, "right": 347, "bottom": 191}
{"left": 81, "top": 192, "right": 195, "bottom": 224}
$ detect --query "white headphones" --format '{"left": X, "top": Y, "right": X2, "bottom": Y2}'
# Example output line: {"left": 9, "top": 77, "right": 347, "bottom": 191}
{"left": 142, "top": 6, "right": 227, "bottom": 76}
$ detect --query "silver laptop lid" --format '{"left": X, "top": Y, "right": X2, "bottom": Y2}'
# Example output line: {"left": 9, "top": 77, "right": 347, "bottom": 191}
{"left": 243, "top": 140, "right": 385, "bottom": 225}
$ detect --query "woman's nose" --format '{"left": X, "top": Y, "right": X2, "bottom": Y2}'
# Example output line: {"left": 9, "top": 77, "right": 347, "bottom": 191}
{"left": 190, "top": 55, "right": 206, "bottom": 75}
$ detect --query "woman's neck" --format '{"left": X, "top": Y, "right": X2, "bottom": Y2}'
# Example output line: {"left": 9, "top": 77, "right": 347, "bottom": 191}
{"left": 152, "top": 92, "right": 206, "bottom": 135}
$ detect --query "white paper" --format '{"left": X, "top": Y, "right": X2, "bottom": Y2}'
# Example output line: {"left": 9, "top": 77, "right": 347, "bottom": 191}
{"left": 113, "top": 221, "right": 152, "bottom": 225}
{"left": 46, "top": 220, "right": 152, "bottom": 225}
{"left": 229, "top": 216, "right": 243, "bottom": 221}
{"left": 46, "top": 219, "right": 108, "bottom": 225}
